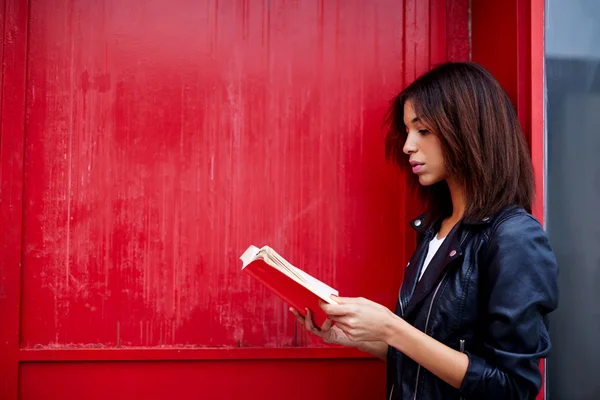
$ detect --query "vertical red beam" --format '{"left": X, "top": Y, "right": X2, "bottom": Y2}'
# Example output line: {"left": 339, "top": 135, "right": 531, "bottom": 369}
{"left": 472, "top": 0, "right": 544, "bottom": 222}
{"left": 528, "top": 1, "right": 546, "bottom": 398}
{"left": 528, "top": 0, "right": 545, "bottom": 226}
{"left": 472, "top": 1, "right": 527, "bottom": 128}
{"left": 0, "top": 0, "right": 5, "bottom": 121}
{"left": 0, "top": 1, "right": 28, "bottom": 399}
{"left": 472, "top": 1, "right": 547, "bottom": 399}
{"left": 429, "top": 0, "right": 447, "bottom": 68}
{"left": 446, "top": 0, "right": 470, "bottom": 62}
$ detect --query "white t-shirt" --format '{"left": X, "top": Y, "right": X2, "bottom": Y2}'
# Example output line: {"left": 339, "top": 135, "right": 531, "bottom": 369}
{"left": 418, "top": 234, "right": 445, "bottom": 281}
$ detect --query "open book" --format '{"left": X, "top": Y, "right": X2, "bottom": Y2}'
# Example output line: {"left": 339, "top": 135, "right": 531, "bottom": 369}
{"left": 240, "top": 245, "right": 338, "bottom": 327}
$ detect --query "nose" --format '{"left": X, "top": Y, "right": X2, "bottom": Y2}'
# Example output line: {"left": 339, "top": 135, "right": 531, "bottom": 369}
{"left": 403, "top": 131, "right": 418, "bottom": 155}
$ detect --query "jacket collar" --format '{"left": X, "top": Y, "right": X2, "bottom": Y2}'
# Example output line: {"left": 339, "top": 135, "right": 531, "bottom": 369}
{"left": 403, "top": 207, "right": 525, "bottom": 316}
{"left": 402, "top": 214, "right": 481, "bottom": 317}
{"left": 402, "top": 223, "right": 464, "bottom": 316}
{"left": 409, "top": 213, "right": 493, "bottom": 233}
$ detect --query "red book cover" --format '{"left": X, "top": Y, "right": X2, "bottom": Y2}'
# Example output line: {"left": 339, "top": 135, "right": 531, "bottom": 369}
{"left": 240, "top": 246, "right": 338, "bottom": 327}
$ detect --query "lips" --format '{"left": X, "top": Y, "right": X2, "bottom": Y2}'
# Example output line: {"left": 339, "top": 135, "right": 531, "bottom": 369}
{"left": 409, "top": 160, "right": 424, "bottom": 174}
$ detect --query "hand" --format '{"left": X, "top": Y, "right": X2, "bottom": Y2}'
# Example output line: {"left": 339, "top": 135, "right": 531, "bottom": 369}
{"left": 320, "top": 296, "right": 396, "bottom": 342}
{"left": 289, "top": 307, "right": 360, "bottom": 348}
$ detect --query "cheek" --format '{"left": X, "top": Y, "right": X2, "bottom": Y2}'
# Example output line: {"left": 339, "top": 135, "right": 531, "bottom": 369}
{"left": 423, "top": 138, "right": 445, "bottom": 166}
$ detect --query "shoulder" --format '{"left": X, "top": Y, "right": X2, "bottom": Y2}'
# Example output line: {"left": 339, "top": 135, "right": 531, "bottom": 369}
{"left": 486, "top": 206, "right": 545, "bottom": 243}
{"left": 481, "top": 206, "right": 558, "bottom": 297}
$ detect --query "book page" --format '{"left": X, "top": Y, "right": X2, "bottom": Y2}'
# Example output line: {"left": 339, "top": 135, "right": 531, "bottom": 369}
{"left": 261, "top": 246, "right": 338, "bottom": 304}
{"left": 241, "top": 246, "right": 307, "bottom": 289}
{"left": 240, "top": 245, "right": 261, "bottom": 268}
{"left": 292, "top": 266, "right": 338, "bottom": 303}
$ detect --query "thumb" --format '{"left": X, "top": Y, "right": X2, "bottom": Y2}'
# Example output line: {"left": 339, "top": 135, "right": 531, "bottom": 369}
{"left": 331, "top": 295, "right": 365, "bottom": 304}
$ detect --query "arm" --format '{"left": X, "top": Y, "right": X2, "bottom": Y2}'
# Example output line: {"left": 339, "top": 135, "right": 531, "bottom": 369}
{"left": 457, "top": 214, "right": 559, "bottom": 399}
{"left": 357, "top": 340, "right": 388, "bottom": 361}
{"left": 323, "top": 297, "right": 468, "bottom": 386}
{"left": 383, "top": 317, "right": 469, "bottom": 388}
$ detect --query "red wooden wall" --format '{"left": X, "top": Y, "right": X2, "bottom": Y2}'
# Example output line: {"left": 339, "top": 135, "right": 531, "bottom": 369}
{"left": 0, "top": 0, "right": 470, "bottom": 398}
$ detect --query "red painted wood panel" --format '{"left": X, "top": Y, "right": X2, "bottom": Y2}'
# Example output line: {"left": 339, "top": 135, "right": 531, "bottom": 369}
{"left": 19, "top": 359, "right": 385, "bottom": 400}
{"left": 1, "top": 0, "right": 469, "bottom": 398}
{"left": 21, "top": 0, "right": 410, "bottom": 350}
{"left": 0, "top": 1, "right": 28, "bottom": 398}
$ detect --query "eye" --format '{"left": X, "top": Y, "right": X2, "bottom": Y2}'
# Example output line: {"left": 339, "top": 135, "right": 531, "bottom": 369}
{"left": 418, "top": 129, "right": 430, "bottom": 135}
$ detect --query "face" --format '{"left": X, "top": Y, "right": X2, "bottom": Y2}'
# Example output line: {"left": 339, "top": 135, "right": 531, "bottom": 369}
{"left": 402, "top": 99, "right": 447, "bottom": 186}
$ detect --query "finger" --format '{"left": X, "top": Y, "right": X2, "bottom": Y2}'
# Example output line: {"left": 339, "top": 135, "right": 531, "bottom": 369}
{"left": 321, "top": 303, "right": 353, "bottom": 316}
{"left": 305, "top": 308, "right": 321, "bottom": 333}
{"left": 329, "top": 315, "right": 352, "bottom": 326}
{"left": 333, "top": 322, "right": 352, "bottom": 335}
{"left": 290, "top": 307, "right": 307, "bottom": 325}
{"left": 290, "top": 307, "right": 304, "bottom": 320}
{"left": 332, "top": 296, "right": 368, "bottom": 305}
{"left": 320, "top": 317, "right": 332, "bottom": 332}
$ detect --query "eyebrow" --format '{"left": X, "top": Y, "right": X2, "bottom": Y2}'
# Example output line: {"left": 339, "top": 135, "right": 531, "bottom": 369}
{"left": 404, "top": 117, "right": 420, "bottom": 126}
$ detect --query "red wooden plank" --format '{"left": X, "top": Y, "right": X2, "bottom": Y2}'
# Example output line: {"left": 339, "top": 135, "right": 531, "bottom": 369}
{"left": 446, "top": 0, "right": 470, "bottom": 61}
{"left": 19, "top": 346, "right": 372, "bottom": 362}
{"left": 0, "top": 0, "right": 28, "bottom": 398}
{"left": 528, "top": 0, "right": 545, "bottom": 227}
{"left": 0, "top": 0, "right": 6, "bottom": 130}
{"left": 19, "top": 359, "right": 386, "bottom": 400}
{"left": 472, "top": 1, "right": 524, "bottom": 123}
{"left": 528, "top": 0, "right": 546, "bottom": 398}
{"left": 429, "top": 0, "right": 446, "bottom": 67}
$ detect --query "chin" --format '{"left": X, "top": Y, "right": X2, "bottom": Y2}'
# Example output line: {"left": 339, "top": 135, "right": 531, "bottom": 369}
{"left": 418, "top": 175, "right": 444, "bottom": 187}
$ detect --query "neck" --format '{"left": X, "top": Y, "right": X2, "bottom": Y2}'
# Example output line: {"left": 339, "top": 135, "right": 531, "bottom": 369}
{"left": 446, "top": 178, "right": 466, "bottom": 222}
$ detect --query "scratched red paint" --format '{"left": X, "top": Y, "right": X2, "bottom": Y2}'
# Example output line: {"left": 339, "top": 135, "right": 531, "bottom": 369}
{"left": 0, "top": 0, "right": 472, "bottom": 398}
{"left": 20, "top": 0, "right": 422, "bottom": 350}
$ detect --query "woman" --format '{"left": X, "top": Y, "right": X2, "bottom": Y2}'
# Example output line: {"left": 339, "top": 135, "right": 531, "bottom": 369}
{"left": 290, "top": 62, "right": 559, "bottom": 400}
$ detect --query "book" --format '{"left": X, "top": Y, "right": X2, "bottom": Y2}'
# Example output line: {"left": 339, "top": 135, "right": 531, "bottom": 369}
{"left": 240, "top": 245, "right": 339, "bottom": 327}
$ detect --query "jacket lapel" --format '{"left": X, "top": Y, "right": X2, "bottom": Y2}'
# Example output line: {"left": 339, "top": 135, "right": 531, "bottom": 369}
{"left": 399, "top": 214, "right": 434, "bottom": 314}
{"left": 403, "top": 222, "right": 466, "bottom": 317}
{"left": 399, "top": 237, "right": 429, "bottom": 312}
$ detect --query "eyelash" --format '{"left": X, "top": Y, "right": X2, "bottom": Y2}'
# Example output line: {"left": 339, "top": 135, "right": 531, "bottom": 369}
{"left": 404, "top": 128, "right": 431, "bottom": 135}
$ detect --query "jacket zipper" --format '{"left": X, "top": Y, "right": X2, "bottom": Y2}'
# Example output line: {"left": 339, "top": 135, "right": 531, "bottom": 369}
{"left": 412, "top": 272, "right": 448, "bottom": 400}
{"left": 399, "top": 261, "right": 410, "bottom": 317}
{"left": 399, "top": 294, "right": 405, "bottom": 317}
{"left": 459, "top": 339, "right": 465, "bottom": 400}
{"left": 409, "top": 230, "right": 472, "bottom": 400}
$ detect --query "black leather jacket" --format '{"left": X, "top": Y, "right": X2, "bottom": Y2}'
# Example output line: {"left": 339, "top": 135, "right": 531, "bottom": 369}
{"left": 386, "top": 206, "right": 559, "bottom": 400}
